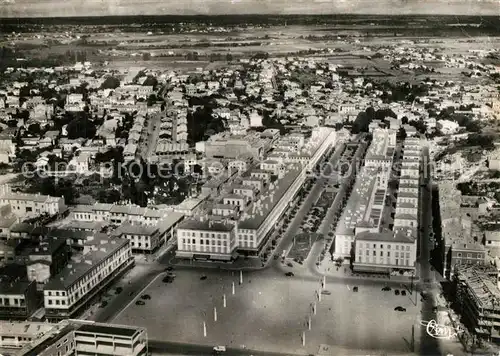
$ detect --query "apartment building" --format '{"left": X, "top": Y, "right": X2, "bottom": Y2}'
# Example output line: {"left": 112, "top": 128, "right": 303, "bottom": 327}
{"left": 9, "top": 319, "right": 148, "bottom": 356}
{"left": 43, "top": 236, "right": 133, "bottom": 321}
{"left": 393, "top": 137, "right": 421, "bottom": 230}
{"left": 176, "top": 220, "right": 237, "bottom": 261}
{"left": 0, "top": 189, "right": 66, "bottom": 218}
{"left": 353, "top": 230, "right": 417, "bottom": 274}
{"left": 0, "top": 279, "right": 38, "bottom": 320}
{"left": 113, "top": 222, "right": 161, "bottom": 253}
{"left": 72, "top": 203, "right": 169, "bottom": 226}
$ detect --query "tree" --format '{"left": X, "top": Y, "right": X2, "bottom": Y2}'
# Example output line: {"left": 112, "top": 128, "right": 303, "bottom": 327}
{"left": 66, "top": 117, "right": 96, "bottom": 139}
{"left": 100, "top": 77, "right": 120, "bottom": 89}
{"left": 401, "top": 116, "right": 409, "bottom": 125}
{"left": 142, "top": 53, "right": 151, "bottom": 61}
{"left": 226, "top": 53, "right": 233, "bottom": 62}
{"left": 142, "top": 75, "right": 158, "bottom": 88}
{"left": 27, "top": 123, "right": 42, "bottom": 136}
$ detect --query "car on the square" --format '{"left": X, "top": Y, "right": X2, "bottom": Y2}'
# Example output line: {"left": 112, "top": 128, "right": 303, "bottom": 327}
{"left": 352, "top": 286, "right": 358, "bottom": 292}
{"left": 401, "top": 290, "right": 406, "bottom": 296}
{"left": 394, "top": 306, "right": 406, "bottom": 312}
{"left": 382, "top": 286, "right": 391, "bottom": 291}
{"left": 200, "top": 275, "right": 207, "bottom": 280}
{"left": 141, "top": 294, "right": 151, "bottom": 300}
{"left": 394, "top": 289, "right": 400, "bottom": 295}
{"left": 135, "top": 300, "right": 145, "bottom": 306}
{"left": 285, "top": 272, "right": 294, "bottom": 277}
{"left": 162, "top": 276, "right": 174, "bottom": 283}
{"left": 213, "top": 345, "right": 226, "bottom": 353}
{"left": 321, "top": 290, "right": 331, "bottom": 295}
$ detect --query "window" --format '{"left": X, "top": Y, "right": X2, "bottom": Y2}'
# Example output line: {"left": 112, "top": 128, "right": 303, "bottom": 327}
{"left": 380, "top": 244, "right": 383, "bottom": 248}
{"left": 380, "top": 251, "right": 383, "bottom": 256}
{"left": 457, "top": 253, "right": 462, "bottom": 258}
{"left": 467, "top": 253, "right": 472, "bottom": 258}
{"left": 373, "top": 251, "right": 376, "bottom": 256}
{"left": 48, "top": 299, "right": 53, "bottom": 305}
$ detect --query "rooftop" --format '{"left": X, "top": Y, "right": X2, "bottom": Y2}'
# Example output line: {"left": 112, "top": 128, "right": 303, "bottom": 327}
{"left": 44, "top": 236, "right": 128, "bottom": 290}
{"left": 239, "top": 164, "right": 303, "bottom": 230}
{"left": 355, "top": 230, "right": 415, "bottom": 244}
{"left": 336, "top": 168, "right": 378, "bottom": 236}
{"left": 177, "top": 219, "right": 234, "bottom": 232}
{"left": 455, "top": 264, "right": 500, "bottom": 310}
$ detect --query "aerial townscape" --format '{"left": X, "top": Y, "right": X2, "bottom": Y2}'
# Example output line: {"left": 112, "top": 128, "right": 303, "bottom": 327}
{"left": 0, "top": 7, "right": 500, "bottom": 356}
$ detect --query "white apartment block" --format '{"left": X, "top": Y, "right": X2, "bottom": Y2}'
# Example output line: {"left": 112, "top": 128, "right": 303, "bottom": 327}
{"left": 353, "top": 231, "right": 417, "bottom": 273}
{"left": 176, "top": 220, "right": 237, "bottom": 261}
{"left": 43, "top": 237, "right": 133, "bottom": 321}
{"left": 394, "top": 137, "right": 422, "bottom": 230}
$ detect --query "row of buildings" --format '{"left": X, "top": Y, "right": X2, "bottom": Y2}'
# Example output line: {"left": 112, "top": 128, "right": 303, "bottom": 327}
{"left": 175, "top": 127, "right": 338, "bottom": 261}
{"left": 335, "top": 129, "right": 420, "bottom": 274}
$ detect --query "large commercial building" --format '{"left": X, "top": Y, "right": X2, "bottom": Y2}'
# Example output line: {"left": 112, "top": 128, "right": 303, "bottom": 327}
{"left": 43, "top": 236, "right": 133, "bottom": 321}
{"left": 1, "top": 319, "right": 148, "bottom": 356}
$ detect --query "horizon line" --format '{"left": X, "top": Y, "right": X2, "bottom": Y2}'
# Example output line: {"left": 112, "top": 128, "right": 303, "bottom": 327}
{"left": 1, "top": 13, "right": 499, "bottom": 20}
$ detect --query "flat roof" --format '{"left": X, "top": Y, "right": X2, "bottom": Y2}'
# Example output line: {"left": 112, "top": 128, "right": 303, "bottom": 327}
{"left": 177, "top": 219, "right": 234, "bottom": 232}
{"left": 77, "top": 323, "right": 137, "bottom": 337}
{"left": 336, "top": 168, "right": 378, "bottom": 236}
{"left": 355, "top": 230, "right": 415, "bottom": 244}
{"left": 44, "top": 237, "right": 128, "bottom": 290}
{"left": 239, "top": 164, "right": 302, "bottom": 230}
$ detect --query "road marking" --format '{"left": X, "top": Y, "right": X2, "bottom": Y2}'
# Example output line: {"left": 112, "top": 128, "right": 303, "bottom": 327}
{"left": 112, "top": 272, "right": 163, "bottom": 322}
{"left": 346, "top": 285, "right": 350, "bottom": 290}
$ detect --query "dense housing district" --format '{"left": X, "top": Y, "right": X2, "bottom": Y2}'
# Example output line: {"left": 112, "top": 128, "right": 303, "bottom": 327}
{"left": 0, "top": 15, "right": 500, "bottom": 356}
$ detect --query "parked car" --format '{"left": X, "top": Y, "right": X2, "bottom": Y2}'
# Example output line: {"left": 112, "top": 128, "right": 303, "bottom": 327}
{"left": 394, "top": 306, "right": 406, "bottom": 312}
{"left": 213, "top": 345, "right": 226, "bottom": 353}
{"left": 141, "top": 294, "right": 151, "bottom": 300}
{"left": 285, "top": 272, "right": 294, "bottom": 277}
{"left": 287, "top": 262, "right": 293, "bottom": 267}
{"left": 353, "top": 286, "right": 358, "bottom": 292}
{"left": 200, "top": 275, "right": 207, "bottom": 280}
{"left": 135, "top": 300, "right": 145, "bottom": 306}
{"left": 394, "top": 289, "right": 400, "bottom": 296}
{"left": 382, "top": 286, "right": 391, "bottom": 291}
{"left": 115, "top": 287, "right": 123, "bottom": 294}
{"left": 165, "top": 266, "right": 174, "bottom": 271}
{"left": 401, "top": 290, "right": 406, "bottom": 296}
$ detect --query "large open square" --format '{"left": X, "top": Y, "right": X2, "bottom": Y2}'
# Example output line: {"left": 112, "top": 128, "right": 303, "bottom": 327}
{"left": 113, "top": 267, "right": 421, "bottom": 355}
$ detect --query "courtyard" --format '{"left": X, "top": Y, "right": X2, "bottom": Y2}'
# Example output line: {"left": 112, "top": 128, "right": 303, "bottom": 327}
{"left": 113, "top": 267, "right": 422, "bottom": 355}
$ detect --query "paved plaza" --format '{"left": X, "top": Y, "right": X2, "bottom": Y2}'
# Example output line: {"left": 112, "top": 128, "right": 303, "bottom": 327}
{"left": 113, "top": 267, "right": 421, "bottom": 355}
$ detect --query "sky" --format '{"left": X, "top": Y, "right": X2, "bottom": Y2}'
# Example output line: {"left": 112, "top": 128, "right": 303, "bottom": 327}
{"left": 0, "top": 0, "right": 499, "bottom": 17}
